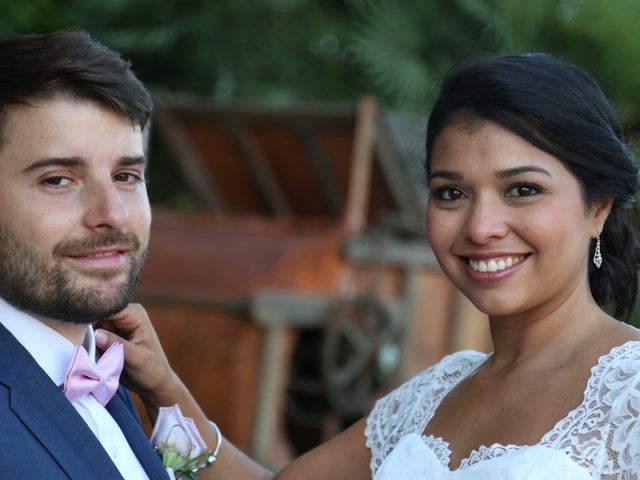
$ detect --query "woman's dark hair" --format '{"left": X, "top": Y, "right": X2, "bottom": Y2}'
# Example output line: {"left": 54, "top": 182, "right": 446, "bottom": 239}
{"left": 0, "top": 30, "right": 153, "bottom": 148}
{"left": 426, "top": 53, "right": 640, "bottom": 319}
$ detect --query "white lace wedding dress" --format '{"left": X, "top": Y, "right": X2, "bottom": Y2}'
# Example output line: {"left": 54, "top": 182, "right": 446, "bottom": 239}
{"left": 365, "top": 341, "right": 640, "bottom": 479}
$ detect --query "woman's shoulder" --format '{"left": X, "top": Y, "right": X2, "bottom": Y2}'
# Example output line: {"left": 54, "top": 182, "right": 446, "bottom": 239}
{"left": 373, "top": 349, "right": 490, "bottom": 417}
{"left": 593, "top": 339, "right": 640, "bottom": 403}
{"left": 595, "top": 338, "right": 640, "bottom": 379}
{"left": 431, "top": 349, "right": 491, "bottom": 376}
{"left": 580, "top": 339, "right": 640, "bottom": 476}
{"left": 364, "top": 349, "right": 489, "bottom": 474}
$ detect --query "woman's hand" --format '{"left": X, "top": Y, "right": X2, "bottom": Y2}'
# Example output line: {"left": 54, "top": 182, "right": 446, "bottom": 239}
{"left": 95, "top": 304, "right": 275, "bottom": 479}
{"left": 94, "top": 303, "right": 183, "bottom": 420}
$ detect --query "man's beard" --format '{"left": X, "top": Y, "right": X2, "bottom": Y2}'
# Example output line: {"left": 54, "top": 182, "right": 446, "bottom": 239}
{"left": 0, "top": 225, "right": 148, "bottom": 324}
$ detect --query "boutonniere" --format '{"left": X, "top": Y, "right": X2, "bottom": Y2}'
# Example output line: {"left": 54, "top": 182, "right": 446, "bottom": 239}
{"left": 151, "top": 404, "right": 218, "bottom": 479}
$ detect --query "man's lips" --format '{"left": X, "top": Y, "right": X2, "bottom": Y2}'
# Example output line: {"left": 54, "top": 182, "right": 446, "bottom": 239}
{"left": 65, "top": 247, "right": 129, "bottom": 267}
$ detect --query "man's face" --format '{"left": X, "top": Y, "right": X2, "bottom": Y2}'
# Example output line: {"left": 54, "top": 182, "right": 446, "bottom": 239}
{"left": 0, "top": 96, "right": 151, "bottom": 324}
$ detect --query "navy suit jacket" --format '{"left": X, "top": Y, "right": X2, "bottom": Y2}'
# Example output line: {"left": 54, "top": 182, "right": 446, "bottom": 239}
{"left": 0, "top": 322, "right": 168, "bottom": 479}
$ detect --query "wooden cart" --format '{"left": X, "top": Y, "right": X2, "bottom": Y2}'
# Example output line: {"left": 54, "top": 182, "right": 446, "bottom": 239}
{"left": 136, "top": 94, "right": 490, "bottom": 468}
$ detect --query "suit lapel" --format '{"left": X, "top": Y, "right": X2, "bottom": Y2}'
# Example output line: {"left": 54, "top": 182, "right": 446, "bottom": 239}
{"left": 0, "top": 323, "right": 124, "bottom": 480}
{"left": 107, "top": 391, "right": 168, "bottom": 479}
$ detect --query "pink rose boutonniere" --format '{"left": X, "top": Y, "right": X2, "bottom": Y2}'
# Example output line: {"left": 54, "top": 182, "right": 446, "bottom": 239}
{"left": 151, "top": 405, "right": 214, "bottom": 479}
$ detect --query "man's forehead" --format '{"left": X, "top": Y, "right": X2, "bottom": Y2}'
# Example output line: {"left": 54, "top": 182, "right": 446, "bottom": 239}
{"left": 0, "top": 97, "right": 145, "bottom": 167}
{"left": 4, "top": 94, "right": 139, "bottom": 122}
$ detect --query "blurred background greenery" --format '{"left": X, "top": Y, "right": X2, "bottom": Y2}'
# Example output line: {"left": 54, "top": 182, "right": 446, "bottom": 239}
{"left": 2, "top": 0, "right": 639, "bottom": 122}
{"left": 4, "top": 0, "right": 640, "bottom": 200}
{"left": 2, "top": 0, "right": 640, "bottom": 321}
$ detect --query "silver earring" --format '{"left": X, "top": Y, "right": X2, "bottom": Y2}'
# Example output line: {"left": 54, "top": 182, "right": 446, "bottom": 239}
{"left": 593, "top": 235, "right": 603, "bottom": 269}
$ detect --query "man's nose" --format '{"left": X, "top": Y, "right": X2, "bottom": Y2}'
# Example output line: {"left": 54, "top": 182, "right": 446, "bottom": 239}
{"left": 83, "top": 180, "right": 128, "bottom": 230}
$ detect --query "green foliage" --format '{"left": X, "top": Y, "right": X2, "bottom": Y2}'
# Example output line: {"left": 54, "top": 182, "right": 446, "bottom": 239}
{"left": 3, "top": 0, "right": 640, "bottom": 124}
{"left": 352, "top": 0, "right": 506, "bottom": 109}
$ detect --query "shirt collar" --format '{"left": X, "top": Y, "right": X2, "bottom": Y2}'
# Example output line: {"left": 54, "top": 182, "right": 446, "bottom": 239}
{"left": 0, "top": 296, "right": 95, "bottom": 386}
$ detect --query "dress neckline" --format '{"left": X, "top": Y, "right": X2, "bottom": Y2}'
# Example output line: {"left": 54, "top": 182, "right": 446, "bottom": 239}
{"left": 421, "top": 339, "right": 640, "bottom": 471}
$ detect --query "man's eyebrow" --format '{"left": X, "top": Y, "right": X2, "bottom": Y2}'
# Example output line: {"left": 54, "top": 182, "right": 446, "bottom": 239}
{"left": 21, "top": 155, "right": 147, "bottom": 174}
{"left": 21, "top": 157, "right": 84, "bottom": 174}
{"left": 119, "top": 156, "right": 147, "bottom": 168}
{"left": 496, "top": 166, "right": 551, "bottom": 178}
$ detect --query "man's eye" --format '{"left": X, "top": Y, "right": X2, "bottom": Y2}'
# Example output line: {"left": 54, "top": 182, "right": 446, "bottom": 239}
{"left": 114, "top": 172, "right": 143, "bottom": 183}
{"left": 432, "top": 186, "right": 466, "bottom": 201}
{"left": 42, "top": 176, "right": 73, "bottom": 186}
{"left": 505, "top": 184, "right": 542, "bottom": 198}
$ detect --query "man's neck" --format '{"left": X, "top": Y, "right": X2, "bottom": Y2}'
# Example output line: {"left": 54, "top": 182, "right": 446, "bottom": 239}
{"left": 37, "top": 317, "right": 89, "bottom": 345}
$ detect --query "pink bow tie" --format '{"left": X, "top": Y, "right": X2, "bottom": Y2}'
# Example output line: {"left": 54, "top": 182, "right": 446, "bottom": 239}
{"left": 62, "top": 342, "right": 124, "bottom": 406}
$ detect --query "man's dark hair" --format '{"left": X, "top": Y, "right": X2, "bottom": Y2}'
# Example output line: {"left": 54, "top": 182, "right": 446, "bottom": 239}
{"left": 0, "top": 30, "right": 153, "bottom": 147}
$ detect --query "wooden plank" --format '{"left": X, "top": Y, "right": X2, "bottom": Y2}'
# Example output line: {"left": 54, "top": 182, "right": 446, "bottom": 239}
{"left": 228, "top": 120, "right": 293, "bottom": 216}
{"left": 154, "top": 91, "right": 356, "bottom": 128}
{"left": 153, "top": 103, "right": 228, "bottom": 212}
{"left": 251, "top": 290, "right": 335, "bottom": 328}
{"left": 342, "top": 235, "right": 439, "bottom": 269}
{"left": 343, "top": 97, "right": 378, "bottom": 236}
{"left": 249, "top": 290, "right": 334, "bottom": 467}
{"left": 134, "top": 302, "right": 263, "bottom": 451}
{"left": 374, "top": 111, "right": 425, "bottom": 224}
{"left": 295, "top": 126, "right": 344, "bottom": 216}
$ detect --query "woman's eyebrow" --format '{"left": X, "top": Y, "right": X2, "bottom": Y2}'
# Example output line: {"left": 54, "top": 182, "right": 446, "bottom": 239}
{"left": 430, "top": 170, "right": 463, "bottom": 181}
{"left": 496, "top": 166, "right": 551, "bottom": 178}
{"left": 430, "top": 165, "right": 552, "bottom": 182}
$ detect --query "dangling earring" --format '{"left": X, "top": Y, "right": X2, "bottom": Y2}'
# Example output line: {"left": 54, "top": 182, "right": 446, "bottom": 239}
{"left": 593, "top": 235, "right": 603, "bottom": 269}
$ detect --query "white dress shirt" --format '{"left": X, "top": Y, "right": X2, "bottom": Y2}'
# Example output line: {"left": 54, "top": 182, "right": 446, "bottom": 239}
{"left": 0, "top": 297, "right": 150, "bottom": 480}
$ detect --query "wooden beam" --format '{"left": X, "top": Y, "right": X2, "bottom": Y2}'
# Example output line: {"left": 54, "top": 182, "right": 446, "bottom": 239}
{"left": 295, "top": 126, "right": 344, "bottom": 216}
{"left": 374, "top": 111, "right": 425, "bottom": 225}
{"left": 229, "top": 120, "right": 293, "bottom": 216}
{"left": 343, "top": 97, "right": 378, "bottom": 236}
{"left": 154, "top": 90, "right": 355, "bottom": 129}
{"left": 153, "top": 103, "right": 228, "bottom": 212}
{"left": 341, "top": 235, "right": 439, "bottom": 269}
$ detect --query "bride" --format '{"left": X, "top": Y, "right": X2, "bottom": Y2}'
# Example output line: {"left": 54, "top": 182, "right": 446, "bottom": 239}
{"left": 98, "top": 53, "right": 640, "bottom": 479}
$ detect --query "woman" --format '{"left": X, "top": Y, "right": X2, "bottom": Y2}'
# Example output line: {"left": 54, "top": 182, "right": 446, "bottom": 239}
{"left": 98, "top": 53, "right": 640, "bottom": 479}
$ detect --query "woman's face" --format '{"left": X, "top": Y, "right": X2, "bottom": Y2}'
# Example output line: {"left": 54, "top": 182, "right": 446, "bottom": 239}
{"left": 426, "top": 121, "right": 607, "bottom": 319}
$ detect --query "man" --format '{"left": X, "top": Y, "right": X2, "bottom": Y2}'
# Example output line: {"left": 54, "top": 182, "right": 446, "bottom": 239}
{"left": 0, "top": 30, "right": 168, "bottom": 479}
{"left": 0, "top": 29, "right": 354, "bottom": 480}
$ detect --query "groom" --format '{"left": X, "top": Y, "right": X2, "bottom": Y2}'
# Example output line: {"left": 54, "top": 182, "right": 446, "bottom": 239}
{"left": 0, "top": 31, "right": 167, "bottom": 478}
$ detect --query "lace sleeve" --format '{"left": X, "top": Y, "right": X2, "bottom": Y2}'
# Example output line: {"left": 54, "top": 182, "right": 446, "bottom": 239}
{"left": 364, "top": 350, "right": 488, "bottom": 476}
{"left": 603, "top": 362, "right": 640, "bottom": 479}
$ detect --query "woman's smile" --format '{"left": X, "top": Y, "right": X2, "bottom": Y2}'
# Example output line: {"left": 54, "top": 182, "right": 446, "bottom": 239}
{"left": 460, "top": 253, "right": 529, "bottom": 283}
{"left": 426, "top": 121, "right": 602, "bottom": 318}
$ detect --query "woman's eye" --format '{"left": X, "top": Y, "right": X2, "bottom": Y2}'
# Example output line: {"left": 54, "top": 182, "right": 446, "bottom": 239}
{"left": 42, "top": 176, "right": 73, "bottom": 187}
{"left": 505, "top": 184, "right": 541, "bottom": 198}
{"left": 432, "top": 186, "right": 466, "bottom": 201}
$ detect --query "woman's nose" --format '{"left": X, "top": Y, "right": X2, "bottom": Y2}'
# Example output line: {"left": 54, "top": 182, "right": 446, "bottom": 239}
{"left": 463, "top": 197, "right": 509, "bottom": 244}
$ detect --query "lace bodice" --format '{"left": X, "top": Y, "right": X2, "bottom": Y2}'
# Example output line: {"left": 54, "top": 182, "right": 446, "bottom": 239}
{"left": 365, "top": 341, "right": 640, "bottom": 479}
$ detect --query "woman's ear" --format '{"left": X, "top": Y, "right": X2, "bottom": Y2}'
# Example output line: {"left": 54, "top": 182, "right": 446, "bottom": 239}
{"left": 590, "top": 197, "right": 614, "bottom": 233}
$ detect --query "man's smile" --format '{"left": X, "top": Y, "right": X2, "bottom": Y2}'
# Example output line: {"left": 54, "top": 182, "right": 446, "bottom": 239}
{"left": 66, "top": 247, "right": 129, "bottom": 268}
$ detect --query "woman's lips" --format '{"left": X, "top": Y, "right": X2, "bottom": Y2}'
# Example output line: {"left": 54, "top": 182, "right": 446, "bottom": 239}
{"left": 460, "top": 254, "right": 529, "bottom": 282}
{"left": 468, "top": 255, "right": 525, "bottom": 272}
